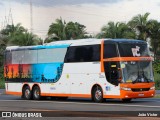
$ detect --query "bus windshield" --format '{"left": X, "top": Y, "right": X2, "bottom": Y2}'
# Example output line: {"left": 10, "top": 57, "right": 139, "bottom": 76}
{"left": 121, "top": 61, "right": 154, "bottom": 83}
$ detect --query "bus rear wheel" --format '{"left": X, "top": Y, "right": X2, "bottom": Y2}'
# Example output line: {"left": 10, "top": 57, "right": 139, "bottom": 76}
{"left": 92, "top": 86, "right": 104, "bottom": 103}
{"left": 33, "top": 86, "right": 41, "bottom": 100}
{"left": 23, "top": 86, "right": 32, "bottom": 100}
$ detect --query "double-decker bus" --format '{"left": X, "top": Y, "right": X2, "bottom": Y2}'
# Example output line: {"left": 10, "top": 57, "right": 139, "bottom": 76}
{"left": 4, "top": 39, "right": 155, "bottom": 102}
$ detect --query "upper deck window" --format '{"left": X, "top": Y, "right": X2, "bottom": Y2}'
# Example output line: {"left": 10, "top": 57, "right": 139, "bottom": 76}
{"left": 5, "top": 48, "right": 67, "bottom": 64}
{"left": 118, "top": 43, "right": 150, "bottom": 57}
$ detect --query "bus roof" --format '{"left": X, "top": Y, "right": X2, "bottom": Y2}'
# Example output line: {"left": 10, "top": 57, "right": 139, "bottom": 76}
{"left": 6, "top": 38, "right": 146, "bottom": 51}
{"left": 46, "top": 38, "right": 103, "bottom": 46}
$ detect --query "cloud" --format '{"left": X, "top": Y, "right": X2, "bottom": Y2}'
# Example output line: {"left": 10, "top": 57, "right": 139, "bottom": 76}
{"left": 0, "top": 1, "right": 3, "bottom": 6}
{"left": 4, "top": 0, "right": 122, "bottom": 7}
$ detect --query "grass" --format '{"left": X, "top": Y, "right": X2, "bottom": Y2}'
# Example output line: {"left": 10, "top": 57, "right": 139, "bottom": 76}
{"left": 154, "top": 94, "right": 160, "bottom": 98}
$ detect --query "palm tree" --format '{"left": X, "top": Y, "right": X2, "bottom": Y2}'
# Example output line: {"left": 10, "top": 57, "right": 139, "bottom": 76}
{"left": 48, "top": 18, "right": 66, "bottom": 40}
{"left": 1, "top": 23, "right": 40, "bottom": 46}
{"left": 98, "top": 21, "right": 135, "bottom": 39}
{"left": 128, "top": 12, "right": 150, "bottom": 40}
{"left": 10, "top": 32, "right": 40, "bottom": 46}
{"left": 1, "top": 23, "right": 26, "bottom": 36}
{"left": 47, "top": 18, "right": 87, "bottom": 41}
{"left": 65, "top": 22, "right": 87, "bottom": 39}
{"left": 101, "top": 22, "right": 118, "bottom": 38}
{"left": 147, "top": 20, "right": 160, "bottom": 59}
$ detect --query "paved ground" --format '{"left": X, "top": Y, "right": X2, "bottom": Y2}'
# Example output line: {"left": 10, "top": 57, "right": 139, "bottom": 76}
{"left": 156, "top": 90, "right": 160, "bottom": 94}
{"left": 0, "top": 89, "right": 159, "bottom": 119}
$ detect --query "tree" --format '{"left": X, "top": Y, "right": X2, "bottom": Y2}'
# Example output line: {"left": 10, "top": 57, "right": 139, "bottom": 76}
{"left": 47, "top": 18, "right": 87, "bottom": 41}
{"left": 0, "top": 23, "right": 41, "bottom": 46}
{"left": 48, "top": 18, "right": 66, "bottom": 40}
{"left": 128, "top": 12, "right": 150, "bottom": 40}
{"left": 147, "top": 20, "right": 160, "bottom": 59}
{"left": 9, "top": 31, "right": 42, "bottom": 46}
{"left": 1, "top": 23, "right": 26, "bottom": 36}
{"left": 97, "top": 21, "right": 135, "bottom": 39}
{"left": 65, "top": 22, "right": 87, "bottom": 39}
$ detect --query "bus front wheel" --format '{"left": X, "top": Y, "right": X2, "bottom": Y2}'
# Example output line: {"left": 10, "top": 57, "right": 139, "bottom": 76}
{"left": 92, "top": 86, "right": 104, "bottom": 103}
{"left": 23, "top": 86, "right": 32, "bottom": 100}
{"left": 33, "top": 86, "right": 41, "bottom": 100}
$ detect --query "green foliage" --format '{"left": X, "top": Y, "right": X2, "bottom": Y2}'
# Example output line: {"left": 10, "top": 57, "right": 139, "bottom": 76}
{"left": 0, "top": 23, "right": 41, "bottom": 46}
{"left": 0, "top": 73, "right": 5, "bottom": 89}
{"left": 46, "top": 18, "right": 87, "bottom": 42}
{"left": 0, "top": 57, "right": 4, "bottom": 89}
{"left": 153, "top": 60, "right": 160, "bottom": 90}
{"left": 128, "top": 12, "right": 150, "bottom": 40}
{"left": 154, "top": 72, "right": 160, "bottom": 90}
{"left": 97, "top": 22, "right": 136, "bottom": 39}
{"left": 153, "top": 60, "right": 160, "bottom": 74}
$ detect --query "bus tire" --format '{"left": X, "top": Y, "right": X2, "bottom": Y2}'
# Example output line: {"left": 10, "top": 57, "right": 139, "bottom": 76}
{"left": 33, "top": 86, "right": 41, "bottom": 100}
{"left": 23, "top": 86, "right": 32, "bottom": 100}
{"left": 122, "top": 98, "right": 132, "bottom": 102}
{"left": 92, "top": 86, "right": 104, "bottom": 103}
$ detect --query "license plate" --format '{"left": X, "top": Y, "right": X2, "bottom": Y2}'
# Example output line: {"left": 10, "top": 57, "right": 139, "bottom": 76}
{"left": 138, "top": 93, "right": 144, "bottom": 96}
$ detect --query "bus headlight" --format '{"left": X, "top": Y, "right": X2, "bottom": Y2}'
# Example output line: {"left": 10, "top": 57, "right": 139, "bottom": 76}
{"left": 150, "top": 86, "right": 155, "bottom": 90}
{"left": 121, "top": 87, "right": 131, "bottom": 91}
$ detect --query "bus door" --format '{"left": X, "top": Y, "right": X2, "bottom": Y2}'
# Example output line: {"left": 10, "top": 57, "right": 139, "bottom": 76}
{"left": 102, "top": 41, "right": 121, "bottom": 95}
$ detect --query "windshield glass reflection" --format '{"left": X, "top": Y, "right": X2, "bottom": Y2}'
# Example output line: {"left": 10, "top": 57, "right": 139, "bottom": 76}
{"left": 121, "top": 61, "right": 154, "bottom": 83}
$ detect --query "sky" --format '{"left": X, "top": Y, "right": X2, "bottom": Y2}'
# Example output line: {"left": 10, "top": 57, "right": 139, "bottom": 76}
{"left": 0, "top": 0, "right": 160, "bottom": 39}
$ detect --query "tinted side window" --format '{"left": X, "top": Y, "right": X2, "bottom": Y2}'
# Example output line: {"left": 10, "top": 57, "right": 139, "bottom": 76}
{"left": 5, "top": 51, "right": 12, "bottom": 65}
{"left": 104, "top": 44, "right": 118, "bottom": 58}
{"left": 64, "top": 45, "right": 100, "bottom": 62}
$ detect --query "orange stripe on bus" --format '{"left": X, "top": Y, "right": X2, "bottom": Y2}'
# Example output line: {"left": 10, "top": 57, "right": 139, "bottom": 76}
{"left": 41, "top": 93, "right": 91, "bottom": 98}
{"left": 103, "top": 57, "right": 152, "bottom": 62}
{"left": 6, "top": 91, "right": 22, "bottom": 96}
{"left": 103, "top": 95, "right": 121, "bottom": 99}
{"left": 6, "top": 91, "right": 91, "bottom": 98}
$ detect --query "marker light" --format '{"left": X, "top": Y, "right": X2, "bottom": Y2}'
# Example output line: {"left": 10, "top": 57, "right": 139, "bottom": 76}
{"left": 150, "top": 86, "right": 155, "bottom": 90}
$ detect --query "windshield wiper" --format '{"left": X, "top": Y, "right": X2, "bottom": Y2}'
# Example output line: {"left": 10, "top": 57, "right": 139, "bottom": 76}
{"left": 132, "top": 77, "right": 140, "bottom": 84}
{"left": 132, "top": 70, "right": 149, "bottom": 84}
{"left": 141, "top": 68, "right": 149, "bottom": 83}
{"left": 132, "top": 65, "right": 140, "bottom": 84}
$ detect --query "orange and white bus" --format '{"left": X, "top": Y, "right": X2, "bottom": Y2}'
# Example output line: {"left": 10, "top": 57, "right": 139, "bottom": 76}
{"left": 4, "top": 39, "right": 155, "bottom": 102}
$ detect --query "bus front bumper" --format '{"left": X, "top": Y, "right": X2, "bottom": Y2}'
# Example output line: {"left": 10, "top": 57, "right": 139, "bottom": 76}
{"left": 120, "top": 90, "right": 155, "bottom": 99}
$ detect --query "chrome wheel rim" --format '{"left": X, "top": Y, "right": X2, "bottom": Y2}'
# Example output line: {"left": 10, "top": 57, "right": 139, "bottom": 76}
{"left": 25, "top": 89, "right": 30, "bottom": 98}
{"left": 95, "top": 89, "right": 102, "bottom": 100}
{"left": 34, "top": 89, "right": 40, "bottom": 98}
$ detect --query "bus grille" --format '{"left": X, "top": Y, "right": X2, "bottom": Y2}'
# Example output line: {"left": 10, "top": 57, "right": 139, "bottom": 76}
{"left": 131, "top": 88, "right": 150, "bottom": 92}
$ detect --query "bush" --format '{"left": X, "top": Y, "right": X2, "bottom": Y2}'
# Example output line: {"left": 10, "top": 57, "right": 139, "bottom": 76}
{"left": 153, "top": 60, "right": 160, "bottom": 90}
{"left": 153, "top": 60, "right": 160, "bottom": 74}
{"left": 0, "top": 78, "right": 5, "bottom": 89}
{"left": 0, "top": 65, "right": 5, "bottom": 89}
{"left": 154, "top": 72, "right": 160, "bottom": 90}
